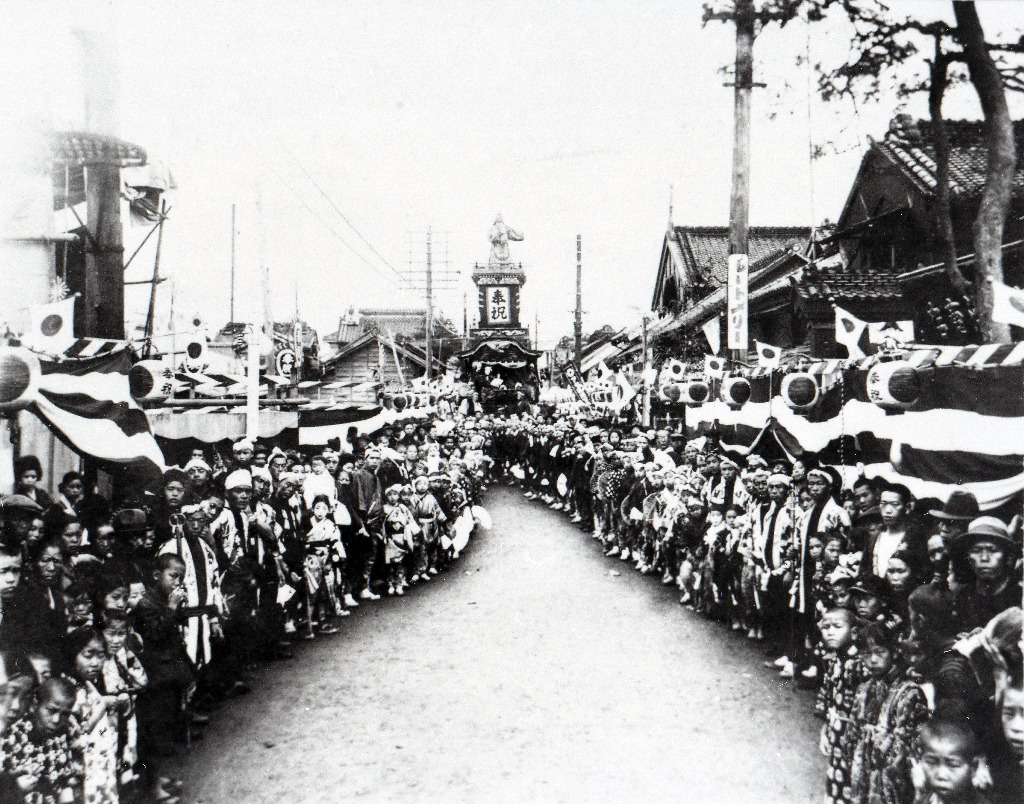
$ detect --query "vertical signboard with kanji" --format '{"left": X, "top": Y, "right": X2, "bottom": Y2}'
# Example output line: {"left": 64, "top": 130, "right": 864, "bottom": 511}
{"left": 727, "top": 254, "right": 748, "bottom": 350}
{"left": 486, "top": 286, "right": 511, "bottom": 325}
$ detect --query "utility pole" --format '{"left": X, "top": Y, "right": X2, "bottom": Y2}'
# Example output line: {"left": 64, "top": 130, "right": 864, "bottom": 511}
{"left": 141, "top": 200, "right": 166, "bottom": 358}
{"left": 425, "top": 229, "right": 433, "bottom": 381}
{"left": 78, "top": 30, "right": 125, "bottom": 339}
{"left": 230, "top": 203, "right": 236, "bottom": 323}
{"left": 574, "top": 234, "right": 583, "bottom": 370}
{"left": 727, "top": 0, "right": 757, "bottom": 364}
{"left": 534, "top": 311, "right": 539, "bottom": 350}
{"left": 642, "top": 315, "right": 651, "bottom": 427}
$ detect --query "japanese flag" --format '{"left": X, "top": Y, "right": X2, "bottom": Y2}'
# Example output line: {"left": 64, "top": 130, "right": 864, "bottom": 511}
{"left": 991, "top": 278, "right": 1024, "bottom": 328}
{"left": 702, "top": 316, "right": 722, "bottom": 355}
{"left": 755, "top": 341, "right": 781, "bottom": 369}
{"left": 834, "top": 305, "right": 869, "bottom": 359}
{"left": 704, "top": 355, "right": 725, "bottom": 379}
{"left": 26, "top": 297, "right": 76, "bottom": 355}
{"left": 610, "top": 371, "right": 637, "bottom": 412}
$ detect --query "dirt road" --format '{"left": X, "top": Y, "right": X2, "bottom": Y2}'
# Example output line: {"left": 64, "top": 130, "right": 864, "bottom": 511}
{"left": 169, "top": 486, "right": 824, "bottom": 804}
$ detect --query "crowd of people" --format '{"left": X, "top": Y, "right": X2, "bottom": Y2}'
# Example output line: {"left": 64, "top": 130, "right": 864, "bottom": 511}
{"left": 0, "top": 404, "right": 1020, "bottom": 804}
{"left": 0, "top": 422, "right": 489, "bottom": 804}
{"left": 486, "top": 412, "right": 1023, "bottom": 804}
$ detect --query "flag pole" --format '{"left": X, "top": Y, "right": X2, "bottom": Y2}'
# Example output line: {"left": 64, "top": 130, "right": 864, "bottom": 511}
{"left": 246, "top": 324, "right": 259, "bottom": 441}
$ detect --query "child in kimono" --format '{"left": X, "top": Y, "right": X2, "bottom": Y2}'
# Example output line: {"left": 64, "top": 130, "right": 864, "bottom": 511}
{"left": 303, "top": 495, "right": 346, "bottom": 638}
{"left": 382, "top": 486, "right": 416, "bottom": 595}
{"left": 846, "top": 621, "right": 929, "bottom": 804}
{"left": 99, "top": 610, "right": 147, "bottom": 788}
{"left": 65, "top": 628, "right": 120, "bottom": 804}
{"left": 818, "top": 607, "right": 870, "bottom": 804}
{"left": 414, "top": 476, "right": 446, "bottom": 579}
{"left": 2, "top": 677, "right": 79, "bottom": 804}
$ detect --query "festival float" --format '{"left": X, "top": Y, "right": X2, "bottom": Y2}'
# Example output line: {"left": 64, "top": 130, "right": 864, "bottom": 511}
{"left": 456, "top": 215, "right": 540, "bottom": 413}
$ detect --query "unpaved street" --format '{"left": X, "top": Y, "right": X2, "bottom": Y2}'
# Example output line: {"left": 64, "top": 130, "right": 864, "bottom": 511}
{"left": 169, "top": 486, "right": 825, "bottom": 804}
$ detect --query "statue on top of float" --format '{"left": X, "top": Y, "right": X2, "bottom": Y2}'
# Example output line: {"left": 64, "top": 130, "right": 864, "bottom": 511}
{"left": 487, "top": 214, "right": 523, "bottom": 267}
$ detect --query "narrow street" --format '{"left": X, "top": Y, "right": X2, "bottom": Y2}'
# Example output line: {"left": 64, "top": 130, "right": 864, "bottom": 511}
{"left": 169, "top": 486, "right": 825, "bottom": 804}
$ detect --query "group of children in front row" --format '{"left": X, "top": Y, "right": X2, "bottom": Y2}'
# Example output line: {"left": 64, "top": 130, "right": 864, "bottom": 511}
{"left": 484, "top": 411, "right": 1024, "bottom": 804}
{"left": 0, "top": 554, "right": 181, "bottom": 804}
{"left": 0, "top": 417, "right": 491, "bottom": 804}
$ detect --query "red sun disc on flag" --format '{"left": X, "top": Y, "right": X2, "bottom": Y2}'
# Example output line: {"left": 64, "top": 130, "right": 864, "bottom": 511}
{"left": 40, "top": 314, "right": 64, "bottom": 337}
{"left": 0, "top": 353, "right": 32, "bottom": 406}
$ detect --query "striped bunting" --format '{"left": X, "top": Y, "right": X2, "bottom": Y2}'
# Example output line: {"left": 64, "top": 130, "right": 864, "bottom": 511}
{"left": 34, "top": 357, "right": 165, "bottom": 479}
{"left": 298, "top": 404, "right": 436, "bottom": 445}
{"left": 60, "top": 338, "right": 129, "bottom": 359}
{"left": 683, "top": 362, "right": 1024, "bottom": 511}
{"left": 734, "top": 342, "right": 1024, "bottom": 377}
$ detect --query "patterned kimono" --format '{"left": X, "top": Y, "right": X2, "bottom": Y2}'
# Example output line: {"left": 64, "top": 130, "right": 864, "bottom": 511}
{"left": 413, "top": 492, "right": 446, "bottom": 575}
{"left": 102, "top": 648, "right": 147, "bottom": 777}
{"left": 304, "top": 517, "right": 344, "bottom": 615}
{"left": 2, "top": 716, "right": 80, "bottom": 804}
{"left": 821, "top": 645, "right": 870, "bottom": 804}
{"left": 71, "top": 681, "right": 119, "bottom": 804}
{"left": 383, "top": 504, "right": 416, "bottom": 564}
{"left": 847, "top": 669, "right": 930, "bottom": 804}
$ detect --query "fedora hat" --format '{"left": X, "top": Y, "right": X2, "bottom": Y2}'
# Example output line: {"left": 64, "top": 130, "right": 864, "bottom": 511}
{"left": 929, "top": 490, "right": 980, "bottom": 522}
{"left": 0, "top": 494, "right": 44, "bottom": 514}
{"left": 955, "top": 516, "right": 1020, "bottom": 554}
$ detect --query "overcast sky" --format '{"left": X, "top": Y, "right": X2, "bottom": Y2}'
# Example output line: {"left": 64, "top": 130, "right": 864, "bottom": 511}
{"left": 3, "top": 0, "right": 1022, "bottom": 349}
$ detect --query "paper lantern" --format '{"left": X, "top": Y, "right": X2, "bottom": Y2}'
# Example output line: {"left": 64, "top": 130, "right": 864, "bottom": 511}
{"left": 275, "top": 349, "right": 297, "bottom": 377}
{"left": 866, "top": 362, "right": 920, "bottom": 410}
{"left": 392, "top": 394, "right": 408, "bottom": 411}
{"left": 679, "top": 380, "right": 710, "bottom": 406}
{"left": 720, "top": 376, "right": 751, "bottom": 407}
{"left": 129, "top": 360, "right": 175, "bottom": 401}
{"left": 780, "top": 372, "right": 819, "bottom": 413}
{"left": 0, "top": 348, "right": 40, "bottom": 410}
{"left": 182, "top": 335, "right": 208, "bottom": 371}
{"left": 658, "top": 382, "right": 682, "bottom": 403}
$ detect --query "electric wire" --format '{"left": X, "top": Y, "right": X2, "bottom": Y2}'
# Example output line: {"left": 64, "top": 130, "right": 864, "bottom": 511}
{"left": 265, "top": 163, "right": 413, "bottom": 292}
{"left": 285, "top": 155, "right": 409, "bottom": 286}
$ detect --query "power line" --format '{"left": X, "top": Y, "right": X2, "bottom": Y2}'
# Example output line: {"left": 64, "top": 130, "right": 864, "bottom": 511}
{"left": 221, "top": 91, "right": 410, "bottom": 289}
{"left": 285, "top": 156, "right": 409, "bottom": 287}
{"left": 265, "top": 163, "right": 412, "bottom": 291}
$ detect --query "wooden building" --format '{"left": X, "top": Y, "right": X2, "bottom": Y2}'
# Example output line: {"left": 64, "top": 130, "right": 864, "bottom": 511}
{"left": 320, "top": 332, "right": 443, "bottom": 403}
{"left": 649, "top": 224, "right": 812, "bottom": 358}
{"left": 648, "top": 116, "right": 1024, "bottom": 361}
{"left": 822, "top": 116, "right": 1024, "bottom": 345}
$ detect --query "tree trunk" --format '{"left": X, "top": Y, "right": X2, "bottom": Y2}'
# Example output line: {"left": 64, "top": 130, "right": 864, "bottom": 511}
{"left": 928, "top": 46, "right": 971, "bottom": 299}
{"left": 954, "top": 1, "right": 1015, "bottom": 343}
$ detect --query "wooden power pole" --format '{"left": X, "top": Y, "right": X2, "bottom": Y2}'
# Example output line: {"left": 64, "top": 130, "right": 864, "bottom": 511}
{"left": 727, "top": 0, "right": 756, "bottom": 363}
{"left": 425, "top": 229, "right": 433, "bottom": 380}
{"left": 574, "top": 235, "right": 582, "bottom": 370}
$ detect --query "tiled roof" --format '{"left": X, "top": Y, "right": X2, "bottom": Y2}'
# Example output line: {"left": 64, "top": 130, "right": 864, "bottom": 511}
{"left": 325, "top": 322, "right": 362, "bottom": 345}
{"left": 879, "top": 118, "right": 1024, "bottom": 199}
{"left": 796, "top": 265, "right": 904, "bottom": 301}
{"left": 671, "top": 226, "right": 811, "bottom": 287}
